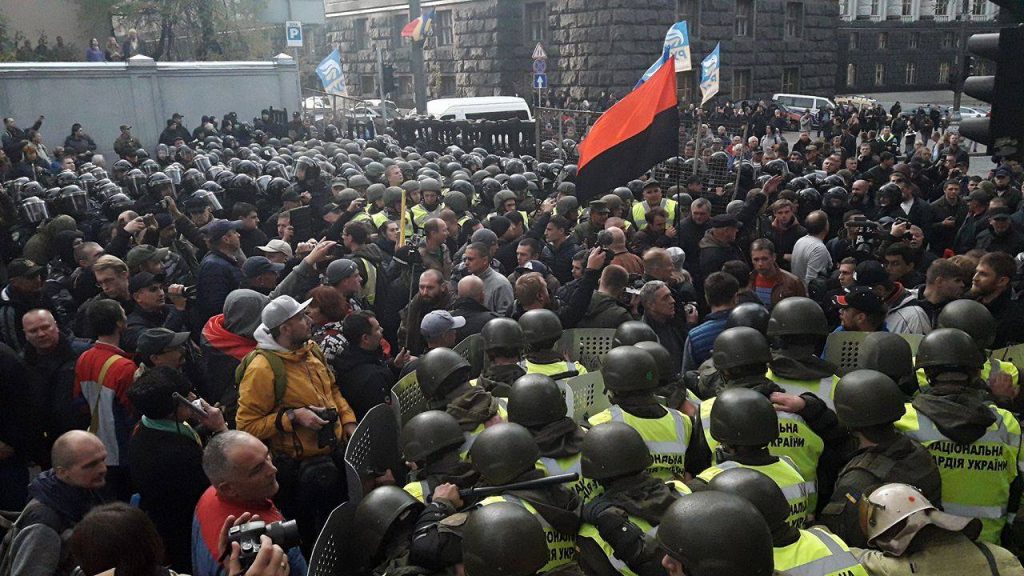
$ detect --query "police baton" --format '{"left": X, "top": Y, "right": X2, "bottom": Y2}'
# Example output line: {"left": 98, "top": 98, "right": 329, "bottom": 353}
{"left": 458, "top": 473, "right": 579, "bottom": 499}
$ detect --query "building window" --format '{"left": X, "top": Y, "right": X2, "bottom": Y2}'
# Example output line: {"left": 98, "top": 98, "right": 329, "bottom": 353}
{"left": 847, "top": 63, "right": 857, "bottom": 87}
{"left": 849, "top": 32, "right": 858, "bottom": 48}
{"left": 361, "top": 74, "right": 376, "bottom": 96}
{"left": 440, "top": 75, "right": 456, "bottom": 96}
{"left": 901, "top": 0, "right": 913, "bottom": 15}
{"left": 878, "top": 32, "right": 888, "bottom": 49}
{"left": 354, "top": 18, "right": 369, "bottom": 50}
{"left": 840, "top": 0, "right": 849, "bottom": 17}
{"left": 874, "top": 63, "right": 885, "bottom": 86}
{"left": 678, "top": 73, "right": 696, "bottom": 103}
{"left": 909, "top": 32, "right": 919, "bottom": 49}
{"left": 785, "top": 2, "right": 803, "bottom": 37}
{"left": 732, "top": 68, "right": 752, "bottom": 100}
{"left": 524, "top": 2, "right": 547, "bottom": 43}
{"left": 972, "top": 0, "right": 986, "bottom": 15}
{"left": 941, "top": 31, "right": 956, "bottom": 48}
{"left": 434, "top": 10, "right": 454, "bottom": 46}
{"left": 677, "top": 0, "right": 700, "bottom": 35}
{"left": 782, "top": 66, "right": 800, "bottom": 92}
{"left": 935, "top": 0, "right": 949, "bottom": 15}
{"left": 905, "top": 62, "right": 917, "bottom": 83}
{"left": 392, "top": 14, "right": 407, "bottom": 44}
{"left": 870, "top": 0, "right": 880, "bottom": 15}
{"left": 938, "top": 62, "right": 950, "bottom": 84}
{"left": 735, "top": 0, "right": 753, "bottom": 37}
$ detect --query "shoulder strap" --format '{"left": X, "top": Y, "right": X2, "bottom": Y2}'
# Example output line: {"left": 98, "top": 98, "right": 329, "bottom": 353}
{"left": 236, "top": 349, "right": 289, "bottom": 406}
{"left": 972, "top": 540, "right": 1002, "bottom": 576}
{"left": 89, "top": 354, "right": 124, "bottom": 434}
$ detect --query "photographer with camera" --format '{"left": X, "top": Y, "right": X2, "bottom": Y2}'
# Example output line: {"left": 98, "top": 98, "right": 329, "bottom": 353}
{"left": 236, "top": 295, "right": 357, "bottom": 549}
{"left": 193, "top": 431, "right": 306, "bottom": 576}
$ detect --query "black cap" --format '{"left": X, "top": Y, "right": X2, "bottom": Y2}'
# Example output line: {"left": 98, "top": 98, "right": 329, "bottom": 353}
{"left": 710, "top": 214, "right": 741, "bottom": 228}
{"left": 989, "top": 207, "right": 1012, "bottom": 221}
{"left": 129, "top": 271, "right": 165, "bottom": 294}
{"left": 184, "top": 197, "right": 209, "bottom": 212}
{"left": 136, "top": 327, "right": 189, "bottom": 357}
{"left": 589, "top": 200, "right": 610, "bottom": 214}
{"left": 8, "top": 258, "right": 45, "bottom": 279}
{"left": 834, "top": 286, "right": 885, "bottom": 314}
{"left": 855, "top": 260, "right": 890, "bottom": 287}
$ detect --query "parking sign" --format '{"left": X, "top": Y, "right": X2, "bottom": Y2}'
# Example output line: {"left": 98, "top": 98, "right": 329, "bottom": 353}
{"left": 286, "top": 21, "right": 303, "bottom": 48}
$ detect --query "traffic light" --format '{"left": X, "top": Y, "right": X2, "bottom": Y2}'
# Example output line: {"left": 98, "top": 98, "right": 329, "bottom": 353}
{"left": 959, "top": 26, "right": 1024, "bottom": 161}
{"left": 382, "top": 65, "right": 395, "bottom": 94}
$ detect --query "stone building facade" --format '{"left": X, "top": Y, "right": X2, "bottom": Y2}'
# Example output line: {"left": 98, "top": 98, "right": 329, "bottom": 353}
{"left": 836, "top": 0, "right": 1001, "bottom": 92}
{"left": 322, "top": 0, "right": 840, "bottom": 108}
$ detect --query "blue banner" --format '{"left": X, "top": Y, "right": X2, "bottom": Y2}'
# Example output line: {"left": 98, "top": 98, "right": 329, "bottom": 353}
{"left": 636, "top": 21, "right": 691, "bottom": 87}
{"left": 316, "top": 48, "right": 346, "bottom": 95}
{"left": 700, "top": 43, "right": 721, "bottom": 105}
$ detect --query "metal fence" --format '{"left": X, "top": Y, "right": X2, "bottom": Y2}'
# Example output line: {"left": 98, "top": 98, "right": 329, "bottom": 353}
{"left": 534, "top": 107, "right": 750, "bottom": 192}
{"left": 392, "top": 118, "right": 537, "bottom": 156}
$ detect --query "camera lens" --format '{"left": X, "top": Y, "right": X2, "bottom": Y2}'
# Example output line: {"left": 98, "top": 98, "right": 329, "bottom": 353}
{"left": 264, "top": 520, "right": 301, "bottom": 551}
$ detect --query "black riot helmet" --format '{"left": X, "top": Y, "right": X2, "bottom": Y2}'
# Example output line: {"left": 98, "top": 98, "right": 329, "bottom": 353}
{"left": 707, "top": 468, "right": 791, "bottom": 535}
{"left": 602, "top": 345, "right": 659, "bottom": 393}
{"left": 462, "top": 503, "right": 549, "bottom": 576}
{"left": 710, "top": 387, "right": 779, "bottom": 447}
{"left": 294, "top": 156, "right": 320, "bottom": 184}
{"left": 469, "top": 423, "right": 539, "bottom": 485}
{"left": 507, "top": 374, "right": 567, "bottom": 428}
{"left": 612, "top": 321, "right": 657, "bottom": 347}
{"left": 400, "top": 410, "right": 466, "bottom": 463}
{"left": 481, "top": 317, "right": 525, "bottom": 354}
{"left": 713, "top": 327, "right": 772, "bottom": 372}
{"left": 581, "top": 421, "right": 653, "bottom": 481}
{"left": 834, "top": 369, "right": 906, "bottom": 429}
{"left": 350, "top": 486, "right": 425, "bottom": 573}
{"left": 123, "top": 169, "right": 147, "bottom": 198}
{"left": 416, "top": 348, "right": 471, "bottom": 399}
{"left": 936, "top": 298, "right": 997, "bottom": 351}
{"left": 724, "top": 302, "right": 771, "bottom": 334}
{"left": 147, "top": 172, "right": 174, "bottom": 197}
{"left": 634, "top": 341, "right": 676, "bottom": 383}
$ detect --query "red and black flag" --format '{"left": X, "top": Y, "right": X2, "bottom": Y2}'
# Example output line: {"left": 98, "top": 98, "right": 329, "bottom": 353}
{"left": 576, "top": 53, "right": 679, "bottom": 203}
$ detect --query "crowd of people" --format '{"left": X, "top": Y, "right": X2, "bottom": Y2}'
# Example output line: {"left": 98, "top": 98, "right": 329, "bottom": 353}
{"left": 0, "top": 98, "right": 1022, "bottom": 576}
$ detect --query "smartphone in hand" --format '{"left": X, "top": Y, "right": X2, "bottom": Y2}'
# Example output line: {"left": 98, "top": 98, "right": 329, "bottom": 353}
{"left": 172, "top": 392, "right": 208, "bottom": 418}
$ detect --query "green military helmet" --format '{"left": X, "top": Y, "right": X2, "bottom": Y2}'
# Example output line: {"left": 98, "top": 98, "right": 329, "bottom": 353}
{"left": 860, "top": 332, "right": 915, "bottom": 383}
{"left": 469, "top": 423, "right": 540, "bottom": 485}
{"left": 383, "top": 186, "right": 404, "bottom": 207}
{"left": 400, "top": 410, "right": 466, "bottom": 462}
{"left": 419, "top": 177, "right": 442, "bottom": 193}
{"left": 767, "top": 296, "right": 829, "bottom": 337}
{"left": 336, "top": 188, "right": 361, "bottom": 209}
{"left": 915, "top": 328, "right": 984, "bottom": 371}
{"left": 834, "top": 369, "right": 906, "bottom": 428}
{"left": 634, "top": 340, "right": 675, "bottom": 382}
{"left": 365, "top": 161, "right": 386, "bottom": 180}
{"left": 710, "top": 387, "right": 778, "bottom": 447}
{"left": 657, "top": 492, "right": 775, "bottom": 576}
{"left": 416, "top": 347, "right": 471, "bottom": 399}
{"left": 348, "top": 174, "right": 371, "bottom": 189}
{"left": 600, "top": 193, "right": 622, "bottom": 214}
{"left": 366, "top": 183, "right": 386, "bottom": 204}
{"left": 712, "top": 327, "right": 772, "bottom": 372}
{"left": 443, "top": 190, "right": 469, "bottom": 214}
{"left": 707, "top": 467, "right": 790, "bottom": 534}
{"left": 401, "top": 179, "right": 420, "bottom": 193}
{"left": 937, "top": 298, "right": 997, "bottom": 350}
{"left": 580, "top": 421, "right": 653, "bottom": 481}
{"left": 507, "top": 374, "right": 565, "bottom": 428}
{"left": 463, "top": 502, "right": 549, "bottom": 576}
{"left": 724, "top": 302, "right": 771, "bottom": 334}
{"left": 493, "top": 189, "right": 517, "bottom": 209}
{"left": 518, "top": 309, "right": 563, "bottom": 348}
{"left": 612, "top": 320, "right": 658, "bottom": 347}
{"left": 601, "top": 345, "right": 659, "bottom": 393}
{"left": 350, "top": 485, "right": 425, "bottom": 573}
{"left": 481, "top": 317, "right": 525, "bottom": 352}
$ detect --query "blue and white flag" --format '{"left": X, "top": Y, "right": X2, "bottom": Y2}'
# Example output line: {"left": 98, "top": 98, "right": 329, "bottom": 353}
{"left": 637, "top": 21, "right": 692, "bottom": 87}
{"left": 700, "top": 43, "right": 720, "bottom": 105}
{"left": 316, "top": 48, "right": 346, "bottom": 95}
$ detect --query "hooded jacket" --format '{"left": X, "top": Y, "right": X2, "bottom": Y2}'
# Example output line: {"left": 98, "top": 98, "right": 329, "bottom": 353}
{"left": 331, "top": 345, "right": 396, "bottom": 420}
{"left": 199, "top": 289, "right": 267, "bottom": 416}
{"left": 236, "top": 329, "right": 356, "bottom": 460}
{"left": 577, "top": 291, "right": 634, "bottom": 329}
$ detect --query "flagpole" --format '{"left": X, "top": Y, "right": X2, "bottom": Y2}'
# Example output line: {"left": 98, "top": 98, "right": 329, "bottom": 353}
{"left": 409, "top": 0, "right": 427, "bottom": 114}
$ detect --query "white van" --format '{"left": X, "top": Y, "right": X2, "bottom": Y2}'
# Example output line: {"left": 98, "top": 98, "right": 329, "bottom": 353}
{"left": 426, "top": 96, "right": 533, "bottom": 121}
{"left": 772, "top": 93, "right": 836, "bottom": 115}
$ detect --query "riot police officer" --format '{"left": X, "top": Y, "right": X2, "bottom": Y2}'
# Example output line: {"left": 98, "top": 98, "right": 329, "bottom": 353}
{"left": 588, "top": 346, "right": 694, "bottom": 481}
{"left": 462, "top": 503, "right": 550, "bottom": 576}
{"left": 348, "top": 485, "right": 436, "bottom": 574}
{"left": 765, "top": 297, "right": 840, "bottom": 409}
{"left": 859, "top": 331, "right": 919, "bottom": 397}
{"left": 415, "top": 348, "right": 505, "bottom": 455}
{"left": 932, "top": 298, "right": 1019, "bottom": 401}
{"left": 400, "top": 410, "right": 480, "bottom": 503}
{"left": 518, "top": 309, "right": 586, "bottom": 379}
{"left": 820, "top": 369, "right": 941, "bottom": 547}
{"left": 475, "top": 317, "right": 526, "bottom": 396}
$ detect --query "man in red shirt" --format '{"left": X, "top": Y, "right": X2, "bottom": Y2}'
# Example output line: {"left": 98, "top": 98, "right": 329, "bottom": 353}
{"left": 192, "top": 430, "right": 307, "bottom": 576}
{"left": 73, "top": 299, "right": 137, "bottom": 500}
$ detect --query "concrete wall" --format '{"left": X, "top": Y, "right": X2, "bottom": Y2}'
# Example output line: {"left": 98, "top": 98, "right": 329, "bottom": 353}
{"left": 0, "top": 55, "right": 300, "bottom": 161}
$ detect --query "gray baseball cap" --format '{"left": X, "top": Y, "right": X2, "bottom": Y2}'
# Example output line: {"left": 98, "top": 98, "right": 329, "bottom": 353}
{"left": 420, "top": 310, "right": 467, "bottom": 340}
{"left": 325, "top": 258, "right": 359, "bottom": 285}
{"left": 261, "top": 295, "right": 311, "bottom": 330}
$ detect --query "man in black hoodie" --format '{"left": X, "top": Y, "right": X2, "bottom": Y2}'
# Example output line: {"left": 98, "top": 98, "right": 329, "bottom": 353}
{"left": 333, "top": 310, "right": 408, "bottom": 419}
{"left": 895, "top": 328, "right": 1024, "bottom": 552}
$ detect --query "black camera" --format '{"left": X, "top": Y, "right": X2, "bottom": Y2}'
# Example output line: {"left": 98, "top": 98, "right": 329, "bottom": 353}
{"left": 311, "top": 407, "right": 339, "bottom": 448}
{"left": 227, "top": 520, "right": 300, "bottom": 569}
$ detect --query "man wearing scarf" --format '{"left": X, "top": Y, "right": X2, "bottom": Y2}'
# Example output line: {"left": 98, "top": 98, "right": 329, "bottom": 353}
{"left": 4, "top": 431, "right": 109, "bottom": 576}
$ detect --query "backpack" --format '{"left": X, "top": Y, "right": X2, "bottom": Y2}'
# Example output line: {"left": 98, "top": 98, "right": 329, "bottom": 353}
{"left": 232, "top": 346, "right": 329, "bottom": 407}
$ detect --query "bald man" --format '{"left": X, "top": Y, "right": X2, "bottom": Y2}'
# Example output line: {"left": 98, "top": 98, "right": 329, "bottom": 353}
{"left": 6, "top": 431, "right": 108, "bottom": 576}
{"left": 607, "top": 226, "right": 644, "bottom": 275}
{"left": 451, "top": 275, "right": 500, "bottom": 342}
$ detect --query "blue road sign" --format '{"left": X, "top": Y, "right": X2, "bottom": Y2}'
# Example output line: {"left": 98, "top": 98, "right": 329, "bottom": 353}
{"left": 286, "top": 21, "right": 303, "bottom": 47}
{"left": 533, "top": 59, "right": 546, "bottom": 73}
{"left": 533, "top": 73, "right": 548, "bottom": 89}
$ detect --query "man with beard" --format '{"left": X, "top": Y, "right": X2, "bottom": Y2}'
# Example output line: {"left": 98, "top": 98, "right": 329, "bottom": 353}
{"left": 954, "top": 189, "right": 992, "bottom": 253}
{"left": 397, "top": 269, "right": 451, "bottom": 356}
{"left": 972, "top": 251, "right": 1024, "bottom": 348}
{"left": 848, "top": 179, "right": 876, "bottom": 219}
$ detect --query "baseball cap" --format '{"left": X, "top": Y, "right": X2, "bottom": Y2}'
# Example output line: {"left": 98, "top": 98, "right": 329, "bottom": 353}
{"left": 995, "top": 166, "right": 1013, "bottom": 178}
{"left": 471, "top": 228, "right": 499, "bottom": 247}
{"left": 129, "top": 271, "right": 165, "bottom": 294}
{"left": 184, "top": 196, "right": 209, "bottom": 213}
{"left": 8, "top": 258, "right": 45, "bottom": 279}
{"left": 172, "top": 113, "right": 184, "bottom": 120}
{"left": 855, "top": 260, "right": 890, "bottom": 287}
{"left": 989, "top": 207, "right": 1012, "bottom": 221}
{"left": 325, "top": 258, "right": 359, "bottom": 285}
{"left": 126, "top": 245, "right": 169, "bottom": 270}
{"left": 201, "top": 219, "right": 243, "bottom": 243}
{"left": 642, "top": 180, "right": 661, "bottom": 191}
{"left": 420, "top": 310, "right": 466, "bottom": 340}
{"left": 136, "top": 327, "right": 189, "bottom": 357}
{"left": 257, "top": 239, "right": 294, "bottom": 259}
{"left": 261, "top": 295, "right": 311, "bottom": 331}
{"left": 243, "top": 256, "right": 285, "bottom": 279}
{"left": 710, "top": 214, "right": 741, "bottom": 229}
{"left": 487, "top": 215, "right": 511, "bottom": 238}
{"left": 516, "top": 260, "right": 549, "bottom": 275}
{"left": 834, "top": 286, "right": 885, "bottom": 314}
